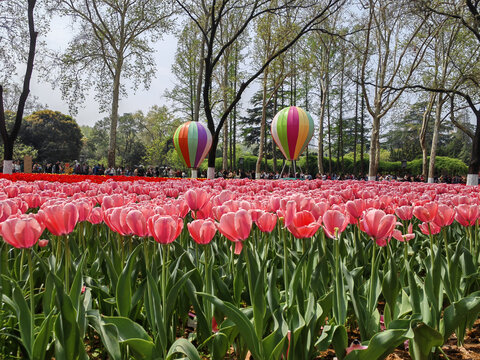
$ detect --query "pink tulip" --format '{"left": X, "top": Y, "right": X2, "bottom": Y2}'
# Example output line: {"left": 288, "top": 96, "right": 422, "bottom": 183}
{"left": 346, "top": 340, "right": 367, "bottom": 355}
{"left": 392, "top": 223, "right": 415, "bottom": 242}
{"left": 455, "top": 204, "right": 480, "bottom": 227}
{"left": 40, "top": 202, "right": 79, "bottom": 236}
{"left": 187, "top": 219, "right": 217, "bottom": 245}
{"left": 126, "top": 209, "right": 149, "bottom": 237}
{"left": 433, "top": 204, "right": 455, "bottom": 228}
{"left": 255, "top": 212, "right": 277, "bottom": 233}
{"left": 184, "top": 188, "right": 210, "bottom": 211}
{"left": 104, "top": 207, "right": 131, "bottom": 236}
{"left": 360, "top": 209, "right": 396, "bottom": 246}
{"left": 148, "top": 215, "right": 184, "bottom": 244}
{"left": 217, "top": 209, "right": 252, "bottom": 242}
{"left": 87, "top": 207, "right": 103, "bottom": 224}
{"left": 346, "top": 199, "right": 365, "bottom": 223}
{"left": 413, "top": 202, "right": 438, "bottom": 223}
{"left": 0, "top": 215, "right": 45, "bottom": 248}
{"left": 38, "top": 239, "right": 49, "bottom": 247}
{"left": 419, "top": 221, "right": 441, "bottom": 235}
{"left": 395, "top": 206, "right": 413, "bottom": 221}
{"left": 287, "top": 210, "right": 321, "bottom": 239}
{"left": 322, "top": 210, "right": 349, "bottom": 239}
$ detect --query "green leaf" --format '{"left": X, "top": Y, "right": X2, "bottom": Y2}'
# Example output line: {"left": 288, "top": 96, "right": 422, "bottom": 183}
{"left": 166, "top": 268, "right": 195, "bottom": 321}
{"left": 12, "top": 283, "right": 33, "bottom": 359}
{"left": 410, "top": 323, "right": 443, "bottom": 360}
{"left": 331, "top": 325, "right": 348, "bottom": 360}
{"left": 442, "top": 294, "right": 480, "bottom": 344}
{"left": 124, "top": 338, "right": 157, "bottom": 360}
{"left": 212, "top": 332, "right": 230, "bottom": 360}
{"left": 145, "top": 271, "right": 167, "bottom": 351}
{"left": 32, "top": 312, "right": 55, "bottom": 360}
{"left": 344, "top": 329, "right": 408, "bottom": 360}
{"left": 102, "top": 316, "right": 152, "bottom": 341}
{"left": 116, "top": 246, "right": 140, "bottom": 317}
{"left": 87, "top": 311, "right": 122, "bottom": 360}
{"left": 53, "top": 276, "right": 88, "bottom": 360}
{"left": 199, "top": 292, "right": 263, "bottom": 360}
{"left": 166, "top": 338, "right": 201, "bottom": 360}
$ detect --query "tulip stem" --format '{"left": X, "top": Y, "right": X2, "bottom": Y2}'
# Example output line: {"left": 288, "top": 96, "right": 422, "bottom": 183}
{"left": 368, "top": 242, "right": 377, "bottom": 313}
{"left": 65, "top": 235, "right": 70, "bottom": 291}
{"left": 161, "top": 244, "right": 168, "bottom": 339}
{"left": 27, "top": 249, "right": 34, "bottom": 342}
{"left": 443, "top": 228, "right": 451, "bottom": 273}
{"left": 283, "top": 228, "right": 289, "bottom": 307}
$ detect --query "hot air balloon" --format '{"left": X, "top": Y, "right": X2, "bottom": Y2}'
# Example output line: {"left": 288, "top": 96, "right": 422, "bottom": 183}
{"left": 271, "top": 106, "right": 314, "bottom": 177}
{"left": 173, "top": 121, "right": 212, "bottom": 178}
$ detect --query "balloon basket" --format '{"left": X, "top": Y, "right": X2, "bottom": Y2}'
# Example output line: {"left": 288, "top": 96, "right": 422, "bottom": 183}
{"left": 279, "top": 160, "right": 303, "bottom": 179}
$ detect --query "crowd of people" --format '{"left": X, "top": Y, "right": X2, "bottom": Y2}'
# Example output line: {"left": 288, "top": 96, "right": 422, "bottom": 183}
{"left": 4, "top": 160, "right": 459, "bottom": 184}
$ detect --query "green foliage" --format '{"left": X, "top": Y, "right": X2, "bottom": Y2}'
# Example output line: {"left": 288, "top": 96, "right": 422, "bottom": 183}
{"left": 21, "top": 110, "right": 83, "bottom": 163}
{"left": 405, "top": 156, "right": 468, "bottom": 176}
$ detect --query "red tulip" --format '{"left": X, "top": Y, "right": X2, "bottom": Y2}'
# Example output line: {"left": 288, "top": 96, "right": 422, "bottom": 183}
{"left": 419, "top": 221, "right": 441, "bottom": 235}
{"left": 40, "top": 202, "right": 79, "bottom": 236}
{"left": 187, "top": 219, "right": 217, "bottom": 245}
{"left": 322, "top": 210, "right": 349, "bottom": 239}
{"left": 0, "top": 215, "right": 45, "bottom": 248}
{"left": 126, "top": 209, "right": 149, "bottom": 237}
{"left": 455, "top": 204, "right": 480, "bottom": 227}
{"left": 395, "top": 206, "right": 413, "bottom": 221}
{"left": 392, "top": 223, "right": 415, "bottom": 242}
{"left": 413, "top": 202, "right": 438, "bottom": 223}
{"left": 255, "top": 212, "right": 277, "bottom": 233}
{"left": 148, "top": 215, "right": 183, "bottom": 244}
{"left": 287, "top": 210, "right": 321, "bottom": 239}
{"left": 433, "top": 204, "right": 455, "bottom": 228}
{"left": 184, "top": 188, "right": 210, "bottom": 211}
{"left": 360, "top": 209, "right": 396, "bottom": 246}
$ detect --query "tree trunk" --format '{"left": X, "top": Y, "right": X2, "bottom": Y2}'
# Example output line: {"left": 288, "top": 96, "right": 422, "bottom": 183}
{"left": 318, "top": 84, "right": 326, "bottom": 175}
{"left": 338, "top": 50, "right": 345, "bottom": 173}
{"left": 467, "top": 110, "right": 480, "bottom": 185}
{"left": 421, "top": 94, "right": 435, "bottom": 180}
{"left": 353, "top": 61, "right": 359, "bottom": 175}
{"left": 222, "top": 55, "right": 229, "bottom": 171}
{"left": 108, "top": 66, "right": 122, "bottom": 168}
{"left": 273, "top": 94, "right": 278, "bottom": 173}
{"left": 360, "top": 92, "right": 365, "bottom": 176}
{"left": 256, "top": 70, "right": 268, "bottom": 179}
{"left": 428, "top": 94, "right": 443, "bottom": 183}
{"left": 0, "top": 0, "right": 38, "bottom": 173}
{"left": 368, "top": 113, "right": 380, "bottom": 181}
{"left": 193, "top": 37, "right": 205, "bottom": 122}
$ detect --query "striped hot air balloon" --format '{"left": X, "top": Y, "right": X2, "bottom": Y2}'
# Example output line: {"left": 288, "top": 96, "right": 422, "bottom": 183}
{"left": 173, "top": 122, "right": 212, "bottom": 169}
{"left": 271, "top": 106, "right": 314, "bottom": 161}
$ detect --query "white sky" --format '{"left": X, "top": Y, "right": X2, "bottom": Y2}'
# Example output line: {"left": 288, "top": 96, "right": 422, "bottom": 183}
{"left": 29, "top": 16, "right": 178, "bottom": 127}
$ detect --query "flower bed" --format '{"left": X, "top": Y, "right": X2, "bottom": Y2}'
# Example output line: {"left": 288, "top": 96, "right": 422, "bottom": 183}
{"left": 0, "top": 176, "right": 479, "bottom": 359}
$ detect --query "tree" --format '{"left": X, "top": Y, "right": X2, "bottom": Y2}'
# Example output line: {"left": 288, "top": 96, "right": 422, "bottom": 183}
{"left": 51, "top": 0, "right": 173, "bottom": 167}
{"left": 414, "top": 0, "right": 480, "bottom": 185}
{"left": 0, "top": 0, "right": 39, "bottom": 173}
{"left": 165, "top": 20, "right": 204, "bottom": 122}
{"left": 140, "top": 105, "right": 183, "bottom": 168}
{"left": 178, "top": 0, "right": 345, "bottom": 178}
{"left": 360, "top": 0, "right": 436, "bottom": 180}
{"left": 21, "top": 110, "right": 83, "bottom": 162}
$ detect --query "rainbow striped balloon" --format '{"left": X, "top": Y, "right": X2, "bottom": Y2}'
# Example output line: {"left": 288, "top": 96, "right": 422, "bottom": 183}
{"left": 271, "top": 106, "right": 314, "bottom": 161}
{"left": 173, "top": 121, "right": 212, "bottom": 169}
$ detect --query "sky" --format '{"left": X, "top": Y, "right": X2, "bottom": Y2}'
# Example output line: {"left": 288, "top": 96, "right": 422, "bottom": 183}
{"left": 29, "top": 16, "right": 178, "bottom": 127}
